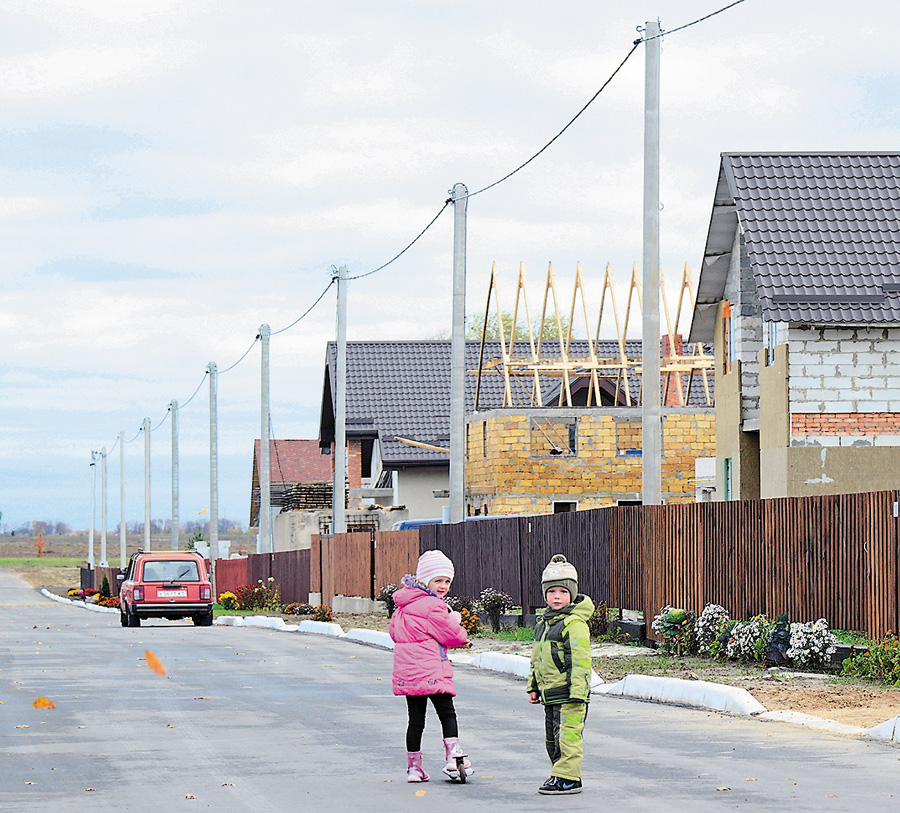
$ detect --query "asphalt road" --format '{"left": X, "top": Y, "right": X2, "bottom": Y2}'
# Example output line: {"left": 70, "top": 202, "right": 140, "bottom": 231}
{"left": 2, "top": 569, "right": 900, "bottom": 812}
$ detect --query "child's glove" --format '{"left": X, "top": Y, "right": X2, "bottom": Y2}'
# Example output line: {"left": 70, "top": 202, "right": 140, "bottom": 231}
{"left": 448, "top": 610, "right": 462, "bottom": 626}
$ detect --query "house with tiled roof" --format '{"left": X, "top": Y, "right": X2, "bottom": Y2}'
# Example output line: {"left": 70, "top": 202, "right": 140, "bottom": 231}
{"left": 690, "top": 152, "right": 900, "bottom": 499}
{"left": 250, "top": 439, "right": 332, "bottom": 538}
{"left": 319, "top": 339, "right": 716, "bottom": 516}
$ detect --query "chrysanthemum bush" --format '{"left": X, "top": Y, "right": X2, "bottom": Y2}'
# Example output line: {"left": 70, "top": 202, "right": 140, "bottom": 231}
{"left": 478, "top": 587, "right": 515, "bottom": 633}
{"left": 786, "top": 618, "right": 838, "bottom": 667}
{"left": 652, "top": 602, "right": 839, "bottom": 670}
{"left": 695, "top": 604, "right": 729, "bottom": 656}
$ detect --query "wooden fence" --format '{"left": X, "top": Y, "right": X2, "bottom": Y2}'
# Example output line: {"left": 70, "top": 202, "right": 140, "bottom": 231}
{"left": 76, "top": 489, "right": 894, "bottom": 641}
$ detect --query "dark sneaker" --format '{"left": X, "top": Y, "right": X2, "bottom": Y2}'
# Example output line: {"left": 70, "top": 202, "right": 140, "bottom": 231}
{"left": 538, "top": 776, "right": 582, "bottom": 795}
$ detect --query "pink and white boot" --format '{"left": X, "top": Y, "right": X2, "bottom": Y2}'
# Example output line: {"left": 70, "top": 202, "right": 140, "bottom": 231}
{"left": 407, "top": 751, "right": 430, "bottom": 783}
{"left": 442, "top": 737, "right": 473, "bottom": 780}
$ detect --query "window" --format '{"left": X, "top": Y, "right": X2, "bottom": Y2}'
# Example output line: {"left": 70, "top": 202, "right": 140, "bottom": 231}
{"left": 615, "top": 418, "right": 642, "bottom": 457}
{"left": 530, "top": 417, "right": 576, "bottom": 456}
{"left": 724, "top": 458, "right": 733, "bottom": 501}
{"left": 142, "top": 560, "right": 200, "bottom": 582}
{"left": 553, "top": 501, "right": 577, "bottom": 513}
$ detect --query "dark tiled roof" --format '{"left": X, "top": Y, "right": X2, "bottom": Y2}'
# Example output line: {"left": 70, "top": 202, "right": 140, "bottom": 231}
{"left": 691, "top": 153, "right": 900, "bottom": 341}
{"left": 320, "top": 340, "right": 711, "bottom": 466}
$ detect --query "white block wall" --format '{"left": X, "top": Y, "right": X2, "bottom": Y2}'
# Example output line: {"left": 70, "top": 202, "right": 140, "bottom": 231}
{"left": 787, "top": 326, "right": 900, "bottom": 414}
{"left": 724, "top": 227, "right": 761, "bottom": 425}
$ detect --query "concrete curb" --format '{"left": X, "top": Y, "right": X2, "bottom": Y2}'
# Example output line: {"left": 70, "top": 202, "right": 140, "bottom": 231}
{"left": 297, "top": 620, "right": 346, "bottom": 637}
{"left": 40, "top": 588, "right": 119, "bottom": 615}
{"left": 345, "top": 628, "right": 394, "bottom": 649}
{"left": 758, "top": 710, "right": 865, "bottom": 736}
{"left": 595, "top": 674, "right": 767, "bottom": 716}
{"left": 468, "top": 651, "right": 532, "bottom": 677}
{"left": 865, "top": 714, "right": 900, "bottom": 743}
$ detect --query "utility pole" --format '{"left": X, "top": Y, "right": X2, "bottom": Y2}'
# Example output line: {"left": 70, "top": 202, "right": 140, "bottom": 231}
{"left": 449, "top": 183, "right": 468, "bottom": 523}
{"left": 208, "top": 362, "right": 218, "bottom": 597}
{"left": 100, "top": 446, "right": 107, "bottom": 566}
{"left": 88, "top": 451, "right": 96, "bottom": 568}
{"left": 259, "top": 324, "right": 272, "bottom": 554}
{"left": 642, "top": 20, "right": 662, "bottom": 506}
{"left": 119, "top": 431, "right": 126, "bottom": 568}
{"left": 170, "top": 399, "right": 179, "bottom": 551}
{"left": 143, "top": 418, "right": 151, "bottom": 550}
{"left": 333, "top": 266, "right": 347, "bottom": 535}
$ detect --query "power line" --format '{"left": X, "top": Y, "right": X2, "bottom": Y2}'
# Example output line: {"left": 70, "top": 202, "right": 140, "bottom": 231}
{"left": 271, "top": 277, "right": 337, "bottom": 335}
{"left": 346, "top": 199, "right": 452, "bottom": 281}
{"left": 646, "top": 0, "right": 747, "bottom": 40}
{"left": 219, "top": 336, "right": 260, "bottom": 375}
{"left": 468, "top": 41, "right": 641, "bottom": 198}
{"left": 126, "top": 426, "right": 143, "bottom": 444}
{"left": 179, "top": 371, "right": 209, "bottom": 409}
{"left": 151, "top": 405, "right": 171, "bottom": 432}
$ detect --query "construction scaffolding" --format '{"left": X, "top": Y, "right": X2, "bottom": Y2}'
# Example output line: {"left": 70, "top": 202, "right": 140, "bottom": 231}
{"left": 473, "top": 262, "right": 714, "bottom": 410}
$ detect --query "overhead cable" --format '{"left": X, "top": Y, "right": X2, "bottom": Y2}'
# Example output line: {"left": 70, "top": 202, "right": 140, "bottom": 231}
{"left": 219, "top": 336, "right": 260, "bottom": 375}
{"left": 271, "top": 277, "right": 337, "bottom": 335}
{"left": 644, "top": 0, "right": 747, "bottom": 41}
{"left": 346, "top": 200, "right": 452, "bottom": 281}
{"left": 468, "top": 41, "right": 641, "bottom": 198}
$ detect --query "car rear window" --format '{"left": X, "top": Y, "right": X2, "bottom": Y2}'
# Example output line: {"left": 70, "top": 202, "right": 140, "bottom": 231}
{"left": 141, "top": 560, "right": 201, "bottom": 582}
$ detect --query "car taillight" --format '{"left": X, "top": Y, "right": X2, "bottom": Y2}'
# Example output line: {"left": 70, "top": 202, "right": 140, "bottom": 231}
{"left": 133, "top": 586, "right": 144, "bottom": 601}
{"left": 200, "top": 585, "right": 211, "bottom": 601}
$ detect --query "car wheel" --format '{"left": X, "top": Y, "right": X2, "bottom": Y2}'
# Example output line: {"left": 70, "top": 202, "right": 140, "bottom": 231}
{"left": 194, "top": 610, "right": 214, "bottom": 627}
{"left": 120, "top": 608, "right": 128, "bottom": 627}
{"left": 125, "top": 604, "right": 140, "bottom": 627}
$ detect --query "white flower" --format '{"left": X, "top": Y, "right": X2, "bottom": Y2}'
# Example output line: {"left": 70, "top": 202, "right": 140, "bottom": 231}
{"left": 787, "top": 618, "right": 838, "bottom": 667}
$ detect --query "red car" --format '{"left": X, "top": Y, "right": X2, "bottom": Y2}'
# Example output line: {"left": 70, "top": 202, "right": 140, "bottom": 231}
{"left": 118, "top": 551, "right": 213, "bottom": 627}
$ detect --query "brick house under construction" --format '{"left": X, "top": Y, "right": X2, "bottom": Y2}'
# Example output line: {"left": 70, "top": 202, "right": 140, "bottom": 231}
{"left": 690, "top": 152, "right": 900, "bottom": 499}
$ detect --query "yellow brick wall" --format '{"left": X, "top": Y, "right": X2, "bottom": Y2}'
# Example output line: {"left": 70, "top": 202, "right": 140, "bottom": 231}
{"left": 465, "top": 411, "right": 716, "bottom": 515}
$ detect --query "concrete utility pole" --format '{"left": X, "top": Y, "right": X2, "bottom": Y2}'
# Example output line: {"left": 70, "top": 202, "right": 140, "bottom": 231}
{"left": 449, "top": 183, "right": 468, "bottom": 523}
{"left": 170, "top": 399, "right": 179, "bottom": 551}
{"left": 333, "top": 266, "right": 347, "bottom": 535}
{"left": 143, "top": 418, "right": 151, "bottom": 550}
{"left": 100, "top": 446, "right": 107, "bottom": 566}
{"left": 259, "top": 324, "right": 272, "bottom": 554}
{"left": 88, "top": 451, "right": 96, "bottom": 568}
{"left": 208, "top": 362, "right": 218, "bottom": 597}
{"left": 642, "top": 20, "right": 662, "bottom": 506}
{"left": 119, "top": 431, "right": 126, "bottom": 568}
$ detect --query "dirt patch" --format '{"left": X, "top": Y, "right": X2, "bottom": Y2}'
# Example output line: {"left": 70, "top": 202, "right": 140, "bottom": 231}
{"left": 1, "top": 563, "right": 81, "bottom": 590}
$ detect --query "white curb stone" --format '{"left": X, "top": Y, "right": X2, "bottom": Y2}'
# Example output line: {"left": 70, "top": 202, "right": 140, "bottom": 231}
{"left": 866, "top": 714, "right": 900, "bottom": 743}
{"left": 597, "top": 674, "right": 766, "bottom": 716}
{"left": 297, "top": 620, "right": 346, "bottom": 637}
{"left": 468, "top": 652, "right": 532, "bottom": 677}
{"left": 215, "top": 616, "right": 244, "bottom": 626}
{"left": 758, "top": 710, "right": 865, "bottom": 736}
{"left": 345, "top": 628, "right": 394, "bottom": 649}
{"left": 241, "top": 616, "right": 286, "bottom": 630}
{"left": 40, "top": 588, "right": 118, "bottom": 614}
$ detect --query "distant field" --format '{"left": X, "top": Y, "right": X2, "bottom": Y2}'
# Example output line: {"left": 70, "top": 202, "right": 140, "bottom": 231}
{"left": 0, "top": 557, "right": 84, "bottom": 567}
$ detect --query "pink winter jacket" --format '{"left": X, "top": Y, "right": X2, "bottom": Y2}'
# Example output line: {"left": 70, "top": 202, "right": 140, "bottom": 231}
{"left": 389, "top": 578, "right": 469, "bottom": 696}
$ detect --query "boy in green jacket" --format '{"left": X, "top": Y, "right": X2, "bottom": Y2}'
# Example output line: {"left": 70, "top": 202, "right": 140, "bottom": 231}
{"left": 527, "top": 554, "right": 594, "bottom": 795}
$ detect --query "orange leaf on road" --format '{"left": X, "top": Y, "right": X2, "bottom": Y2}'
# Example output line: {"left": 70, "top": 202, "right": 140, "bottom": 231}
{"left": 145, "top": 650, "right": 166, "bottom": 676}
{"left": 33, "top": 697, "right": 55, "bottom": 710}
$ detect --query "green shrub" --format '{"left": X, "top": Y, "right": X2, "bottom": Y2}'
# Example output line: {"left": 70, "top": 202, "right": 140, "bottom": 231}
{"left": 650, "top": 606, "right": 696, "bottom": 656}
{"left": 842, "top": 633, "right": 899, "bottom": 685}
{"left": 376, "top": 583, "right": 399, "bottom": 617}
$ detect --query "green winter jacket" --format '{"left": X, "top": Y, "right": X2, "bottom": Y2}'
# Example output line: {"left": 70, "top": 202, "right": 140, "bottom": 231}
{"left": 527, "top": 594, "right": 594, "bottom": 705}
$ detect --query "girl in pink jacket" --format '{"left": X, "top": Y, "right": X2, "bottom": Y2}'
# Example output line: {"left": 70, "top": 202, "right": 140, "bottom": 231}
{"left": 389, "top": 549, "right": 473, "bottom": 783}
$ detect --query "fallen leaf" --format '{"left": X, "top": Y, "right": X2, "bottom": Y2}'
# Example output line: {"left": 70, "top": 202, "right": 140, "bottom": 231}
{"left": 222, "top": 783, "right": 233, "bottom": 787}
{"left": 77, "top": 726, "right": 87, "bottom": 729}
{"left": 716, "top": 787, "right": 731, "bottom": 792}
{"left": 84, "top": 788, "right": 96, "bottom": 792}
{"left": 167, "top": 724, "right": 174, "bottom": 728}
{"left": 32, "top": 697, "right": 55, "bottom": 710}
{"left": 746, "top": 778, "right": 757, "bottom": 781}
{"left": 348, "top": 656, "right": 356, "bottom": 659}
{"left": 15, "top": 725, "right": 29, "bottom": 729}
{"left": 324, "top": 664, "right": 332, "bottom": 668}
{"left": 415, "top": 790, "right": 427, "bottom": 797}
{"left": 194, "top": 697, "right": 210, "bottom": 701}
{"left": 375, "top": 677, "right": 383, "bottom": 681}
{"left": 185, "top": 794, "right": 196, "bottom": 799}
{"left": 25, "top": 782, "right": 35, "bottom": 785}
{"left": 33, "top": 625, "right": 37, "bottom": 629}
{"left": 145, "top": 650, "right": 166, "bottom": 676}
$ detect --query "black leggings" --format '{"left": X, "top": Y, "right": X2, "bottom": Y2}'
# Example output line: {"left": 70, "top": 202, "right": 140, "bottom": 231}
{"left": 405, "top": 694, "right": 458, "bottom": 752}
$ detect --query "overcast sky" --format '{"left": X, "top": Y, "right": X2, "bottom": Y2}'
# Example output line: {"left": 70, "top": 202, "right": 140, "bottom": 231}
{"left": 1, "top": 0, "right": 897, "bottom": 532}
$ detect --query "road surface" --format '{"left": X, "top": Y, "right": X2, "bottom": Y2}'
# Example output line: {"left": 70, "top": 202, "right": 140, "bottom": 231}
{"left": 2, "top": 569, "right": 900, "bottom": 811}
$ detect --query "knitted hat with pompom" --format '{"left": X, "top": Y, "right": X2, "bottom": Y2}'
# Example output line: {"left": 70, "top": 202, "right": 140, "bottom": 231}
{"left": 541, "top": 554, "right": 578, "bottom": 601}
{"left": 415, "top": 549, "right": 454, "bottom": 587}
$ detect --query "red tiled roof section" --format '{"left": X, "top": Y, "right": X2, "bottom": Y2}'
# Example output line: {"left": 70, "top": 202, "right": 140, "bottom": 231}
{"left": 253, "top": 439, "right": 332, "bottom": 484}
